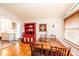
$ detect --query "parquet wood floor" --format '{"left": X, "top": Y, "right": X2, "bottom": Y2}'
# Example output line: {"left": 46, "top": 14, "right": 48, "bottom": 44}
{"left": 0, "top": 40, "right": 73, "bottom": 56}
{"left": 0, "top": 43, "right": 31, "bottom": 56}
{"left": 0, "top": 40, "right": 17, "bottom": 49}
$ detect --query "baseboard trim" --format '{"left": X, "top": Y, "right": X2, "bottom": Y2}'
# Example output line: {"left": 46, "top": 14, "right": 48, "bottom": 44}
{"left": 65, "top": 39, "right": 79, "bottom": 50}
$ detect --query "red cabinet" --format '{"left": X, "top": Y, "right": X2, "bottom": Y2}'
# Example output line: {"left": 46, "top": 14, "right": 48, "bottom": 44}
{"left": 22, "top": 23, "right": 36, "bottom": 44}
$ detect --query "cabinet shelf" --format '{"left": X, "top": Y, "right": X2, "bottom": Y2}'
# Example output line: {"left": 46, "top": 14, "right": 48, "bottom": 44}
{"left": 22, "top": 23, "right": 36, "bottom": 44}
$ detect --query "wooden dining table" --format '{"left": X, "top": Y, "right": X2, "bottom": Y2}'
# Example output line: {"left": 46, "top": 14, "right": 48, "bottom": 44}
{"left": 33, "top": 39, "right": 65, "bottom": 50}
{"left": 32, "top": 38, "right": 74, "bottom": 56}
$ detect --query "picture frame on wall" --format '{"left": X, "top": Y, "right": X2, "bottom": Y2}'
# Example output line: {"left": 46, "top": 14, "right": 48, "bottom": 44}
{"left": 39, "top": 24, "right": 47, "bottom": 32}
{"left": 12, "top": 22, "right": 16, "bottom": 30}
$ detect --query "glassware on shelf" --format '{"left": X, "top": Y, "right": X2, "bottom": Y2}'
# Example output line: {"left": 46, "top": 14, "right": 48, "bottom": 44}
{"left": 29, "top": 25, "right": 32, "bottom": 28}
{"left": 28, "top": 29, "right": 30, "bottom": 31}
{"left": 31, "top": 29, "right": 33, "bottom": 31}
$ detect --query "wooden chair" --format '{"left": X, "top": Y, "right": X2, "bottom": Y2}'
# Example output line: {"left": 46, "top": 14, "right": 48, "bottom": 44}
{"left": 43, "top": 49, "right": 51, "bottom": 56}
{"left": 39, "top": 34, "right": 48, "bottom": 42}
{"left": 0, "top": 36, "right": 2, "bottom": 40}
{"left": 50, "top": 35, "right": 56, "bottom": 41}
{"left": 39, "top": 37, "right": 44, "bottom": 42}
{"left": 50, "top": 46, "right": 71, "bottom": 56}
{"left": 18, "top": 38, "right": 23, "bottom": 42}
{"left": 30, "top": 43, "right": 44, "bottom": 56}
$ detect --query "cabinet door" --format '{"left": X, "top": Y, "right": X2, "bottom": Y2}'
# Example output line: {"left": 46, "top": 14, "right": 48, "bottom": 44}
{"left": 24, "top": 37, "right": 26, "bottom": 42}
{"left": 27, "top": 37, "right": 29, "bottom": 42}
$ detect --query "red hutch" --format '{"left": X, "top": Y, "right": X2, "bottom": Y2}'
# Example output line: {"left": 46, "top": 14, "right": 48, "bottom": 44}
{"left": 22, "top": 23, "right": 36, "bottom": 44}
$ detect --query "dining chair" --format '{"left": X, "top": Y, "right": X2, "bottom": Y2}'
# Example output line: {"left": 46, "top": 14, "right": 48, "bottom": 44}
{"left": 43, "top": 49, "right": 51, "bottom": 56}
{"left": 30, "top": 43, "right": 44, "bottom": 56}
{"left": 50, "top": 46, "right": 71, "bottom": 56}
{"left": 50, "top": 35, "right": 56, "bottom": 41}
{"left": 0, "top": 36, "right": 2, "bottom": 40}
{"left": 39, "top": 34, "right": 48, "bottom": 42}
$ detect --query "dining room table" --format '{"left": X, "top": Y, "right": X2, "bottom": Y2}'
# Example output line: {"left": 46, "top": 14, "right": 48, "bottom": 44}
{"left": 33, "top": 38, "right": 65, "bottom": 50}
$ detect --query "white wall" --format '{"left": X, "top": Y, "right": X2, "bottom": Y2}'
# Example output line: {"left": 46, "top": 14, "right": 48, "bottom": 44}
{"left": 23, "top": 17, "right": 64, "bottom": 42}
{"left": 0, "top": 6, "right": 22, "bottom": 40}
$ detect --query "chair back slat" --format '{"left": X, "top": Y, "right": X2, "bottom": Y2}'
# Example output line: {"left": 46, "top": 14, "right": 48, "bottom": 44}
{"left": 67, "top": 48, "right": 71, "bottom": 56}
{"left": 30, "top": 43, "right": 43, "bottom": 56}
{"left": 51, "top": 46, "right": 71, "bottom": 56}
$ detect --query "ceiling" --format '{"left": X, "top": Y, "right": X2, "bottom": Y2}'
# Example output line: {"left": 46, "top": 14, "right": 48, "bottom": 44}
{"left": 0, "top": 3, "right": 74, "bottom": 20}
